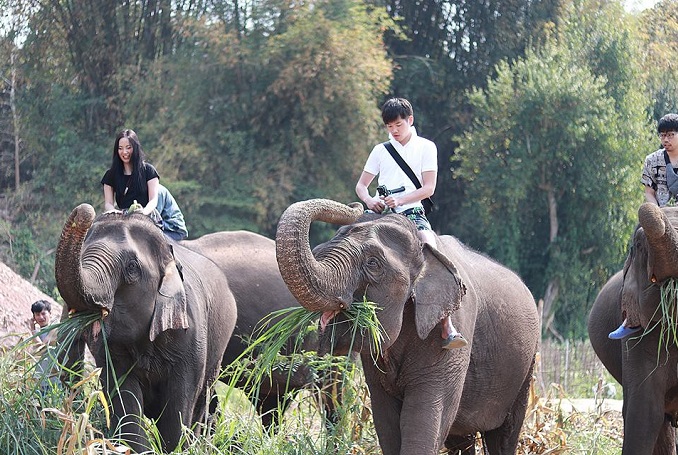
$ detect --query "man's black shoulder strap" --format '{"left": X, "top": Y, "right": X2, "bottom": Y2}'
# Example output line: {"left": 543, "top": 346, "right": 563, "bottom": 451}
{"left": 382, "top": 141, "right": 422, "bottom": 189}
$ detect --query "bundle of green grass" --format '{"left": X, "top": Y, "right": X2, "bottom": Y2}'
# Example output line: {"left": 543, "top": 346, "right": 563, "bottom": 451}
{"left": 655, "top": 278, "right": 678, "bottom": 352}
{"left": 225, "top": 297, "right": 385, "bottom": 396}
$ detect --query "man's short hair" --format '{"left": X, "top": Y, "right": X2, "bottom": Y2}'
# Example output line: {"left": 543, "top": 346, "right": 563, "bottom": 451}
{"left": 658, "top": 113, "right": 678, "bottom": 132}
{"left": 31, "top": 300, "right": 51, "bottom": 314}
{"left": 382, "top": 98, "right": 413, "bottom": 124}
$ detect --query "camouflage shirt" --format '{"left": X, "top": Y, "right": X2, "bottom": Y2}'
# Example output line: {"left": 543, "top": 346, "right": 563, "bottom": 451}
{"left": 641, "top": 148, "right": 675, "bottom": 207}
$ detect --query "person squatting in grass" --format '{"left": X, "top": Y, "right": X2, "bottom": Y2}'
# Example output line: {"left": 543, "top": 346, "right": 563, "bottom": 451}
{"left": 29, "top": 300, "right": 60, "bottom": 394}
{"left": 355, "top": 97, "right": 467, "bottom": 350}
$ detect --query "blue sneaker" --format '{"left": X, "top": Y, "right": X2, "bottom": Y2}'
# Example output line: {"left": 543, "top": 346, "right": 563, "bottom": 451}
{"left": 442, "top": 333, "right": 468, "bottom": 350}
{"left": 608, "top": 324, "right": 642, "bottom": 340}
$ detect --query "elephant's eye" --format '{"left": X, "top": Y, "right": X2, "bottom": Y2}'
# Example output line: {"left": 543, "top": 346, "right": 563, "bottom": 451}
{"left": 364, "top": 256, "right": 385, "bottom": 282}
{"left": 366, "top": 257, "right": 380, "bottom": 269}
{"left": 123, "top": 258, "right": 142, "bottom": 284}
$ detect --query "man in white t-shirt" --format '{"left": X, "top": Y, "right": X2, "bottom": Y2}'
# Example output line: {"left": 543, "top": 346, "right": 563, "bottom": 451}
{"left": 355, "top": 98, "right": 467, "bottom": 350}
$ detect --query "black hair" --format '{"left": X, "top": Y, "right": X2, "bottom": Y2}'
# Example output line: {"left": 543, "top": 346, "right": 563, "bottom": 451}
{"left": 658, "top": 113, "right": 678, "bottom": 133}
{"left": 381, "top": 98, "right": 413, "bottom": 124}
{"left": 110, "top": 129, "right": 147, "bottom": 192}
{"left": 31, "top": 300, "right": 51, "bottom": 314}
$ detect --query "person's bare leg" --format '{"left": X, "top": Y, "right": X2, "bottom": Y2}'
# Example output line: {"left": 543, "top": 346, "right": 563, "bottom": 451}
{"left": 417, "top": 230, "right": 467, "bottom": 349}
{"left": 418, "top": 229, "right": 437, "bottom": 249}
{"left": 442, "top": 315, "right": 467, "bottom": 349}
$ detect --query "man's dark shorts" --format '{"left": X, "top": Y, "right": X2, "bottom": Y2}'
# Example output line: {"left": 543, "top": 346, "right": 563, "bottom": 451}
{"left": 365, "top": 206, "right": 432, "bottom": 231}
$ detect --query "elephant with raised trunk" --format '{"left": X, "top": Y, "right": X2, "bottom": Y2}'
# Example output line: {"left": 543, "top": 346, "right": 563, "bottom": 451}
{"left": 275, "top": 198, "right": 540, "bottom": 455}
{"left": 55, "top": 204, "right": 237, "bottom": 453}
{"left": 588, "top": 202, "right": 678, "bottom": 454}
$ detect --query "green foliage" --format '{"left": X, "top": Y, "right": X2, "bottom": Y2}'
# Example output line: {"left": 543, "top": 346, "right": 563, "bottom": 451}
{"left": 367, "top": 0, "right": 562, "bottom": 232}
{"left": 645, "top": 278, "right": 678, "bottom": 364}
{"left": 122, "top": 0, "right": 392, "bottom": 238}
{"left": 454, "top": 0, "right": 653, "bottom": 337}
{"left": 224, "top": 297, "right": 384, "bottom": 405}
{"left": 638, "top": 0, "right": 678, "bottom": 119}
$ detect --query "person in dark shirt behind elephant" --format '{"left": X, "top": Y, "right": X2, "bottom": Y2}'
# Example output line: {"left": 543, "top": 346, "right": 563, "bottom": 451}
{"left": 609, "top": 113, "right": 678, "bottom": 339}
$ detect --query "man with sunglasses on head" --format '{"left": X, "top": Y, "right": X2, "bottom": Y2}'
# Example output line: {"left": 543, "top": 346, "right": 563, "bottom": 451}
{"left": 608, "top": 113, "right": 678, "bottom": 340}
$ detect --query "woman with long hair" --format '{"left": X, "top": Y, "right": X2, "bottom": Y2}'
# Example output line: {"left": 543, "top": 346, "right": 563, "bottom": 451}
{"left": 101, "top": 129, "right": 159, "bottom": 215}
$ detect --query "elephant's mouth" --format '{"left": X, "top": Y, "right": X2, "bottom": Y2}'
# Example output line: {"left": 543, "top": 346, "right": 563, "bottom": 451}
{"left": 69, "top": 307, "right": 110, "bottom": 318}
{"left": 68, "top": 307, "right": 109, "bottom": 342}
{"left": 320, "top": 310, "right": 340, "bottom": 332}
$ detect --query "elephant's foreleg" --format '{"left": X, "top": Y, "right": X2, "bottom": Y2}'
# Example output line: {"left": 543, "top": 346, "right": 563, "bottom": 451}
{"left": 399, "top": 394, "right": 446, "bottom": 455}
{"left": 107, "top": 382, "right": 149, "bottom": 453}
{"left": 622, "top": 380, "right": 668, "bottom": 454}
{"left": 363, "top": 366, "right": 402, "bottom": 455}
{"left": 155, "top": 379, "right": 202, "bottom": 452}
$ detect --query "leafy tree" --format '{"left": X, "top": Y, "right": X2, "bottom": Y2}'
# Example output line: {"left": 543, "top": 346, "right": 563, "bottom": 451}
{"left": 366, "top": 0, "right": 562, "bottom": 232}
{"left": 454, "top": 20, "right": 651, "bottom": 339}
{"left": 127, "top": 0, "right": 393, "bottom": 238}
{"left": 638, "top": 0, "right": 678, "bottom": 119}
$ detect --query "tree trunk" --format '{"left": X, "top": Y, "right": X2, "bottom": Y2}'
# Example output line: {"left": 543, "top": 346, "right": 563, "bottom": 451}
{"left": 540, "top": 177, "right": 560, "bottom": 336}
{"left": 10, "top": 50, "right": 20, "bottom": 191}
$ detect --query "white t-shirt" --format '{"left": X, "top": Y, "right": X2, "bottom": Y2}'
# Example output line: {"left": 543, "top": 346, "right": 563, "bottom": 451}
{"left": 363, "top": 127, "right": 437, "bottom": 213}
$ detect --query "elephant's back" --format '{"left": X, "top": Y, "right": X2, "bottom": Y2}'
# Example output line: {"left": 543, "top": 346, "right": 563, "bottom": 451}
{"left": 182, "top": 231, "right": 293, "bottom": 310}
{"left": 182, "top": 231, "right": 301, "bottom": 363}
{"left": 438, "top": 235, "right": 540, "bottom": 432}
{"left": 438, "top": 234, "right": 539, "bottom": 335}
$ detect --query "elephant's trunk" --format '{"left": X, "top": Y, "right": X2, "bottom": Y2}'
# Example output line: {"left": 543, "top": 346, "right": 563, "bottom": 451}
{"left": 55, "top": 204, "right": 95, "bottom": 312}
{"left": 276, "top": 199, "right": 363, "bottom": 312}
{"left": 638, "top": 202, "right": 678, "bottom": 282}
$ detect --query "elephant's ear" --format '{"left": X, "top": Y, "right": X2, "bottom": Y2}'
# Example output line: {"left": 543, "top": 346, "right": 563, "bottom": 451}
{"left": 413, "top": 244, "right": 466, "bottom": 340}
{"left": 150, "top": 259, "right": 189, "bottom": 342}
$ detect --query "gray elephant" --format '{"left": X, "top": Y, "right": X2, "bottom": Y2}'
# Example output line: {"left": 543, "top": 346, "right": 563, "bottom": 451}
{"left": 55, "top": 204, "right": 237, "bottom": 453}
{"left": 275, "top": 199, "right": 540, "bottom": 455}
{"left": 181, "top": 230, "right": 346, "bottom": 428}
{"left": 588, "top": 202, "right": 678, "bottom": 454}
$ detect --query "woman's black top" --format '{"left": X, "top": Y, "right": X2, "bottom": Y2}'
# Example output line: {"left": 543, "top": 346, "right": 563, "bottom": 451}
{"left": 101, "top": 162, "right": 160, "bottom": 210}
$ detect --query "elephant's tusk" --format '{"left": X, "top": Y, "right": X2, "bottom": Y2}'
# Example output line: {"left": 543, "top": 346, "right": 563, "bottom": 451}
{"left": 69, "top": 308, "right": 77, "bottom": 316}
{"left": 652, "top": 275, "right": 657, "bottom": 283}
{"left": 101, "top": 309, "right": 109, "bottom": 318}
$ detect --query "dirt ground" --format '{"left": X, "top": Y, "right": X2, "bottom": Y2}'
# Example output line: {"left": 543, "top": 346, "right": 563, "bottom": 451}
{"left": 0, "top": 260, "right": 61, "bottom": 347}
{"left": 544, "top": 397, "right": 623, "bottom": 414}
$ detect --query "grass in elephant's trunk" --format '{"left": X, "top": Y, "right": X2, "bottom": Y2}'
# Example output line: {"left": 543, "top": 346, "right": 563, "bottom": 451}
{"left": 224, "top": 296, "right": 385, "bottom": 404}
{"left": 650, "top": 277, "right": 678, "bottom": 359}
{"left": 20, "top": 310, "right": 103, "bottom": 378}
